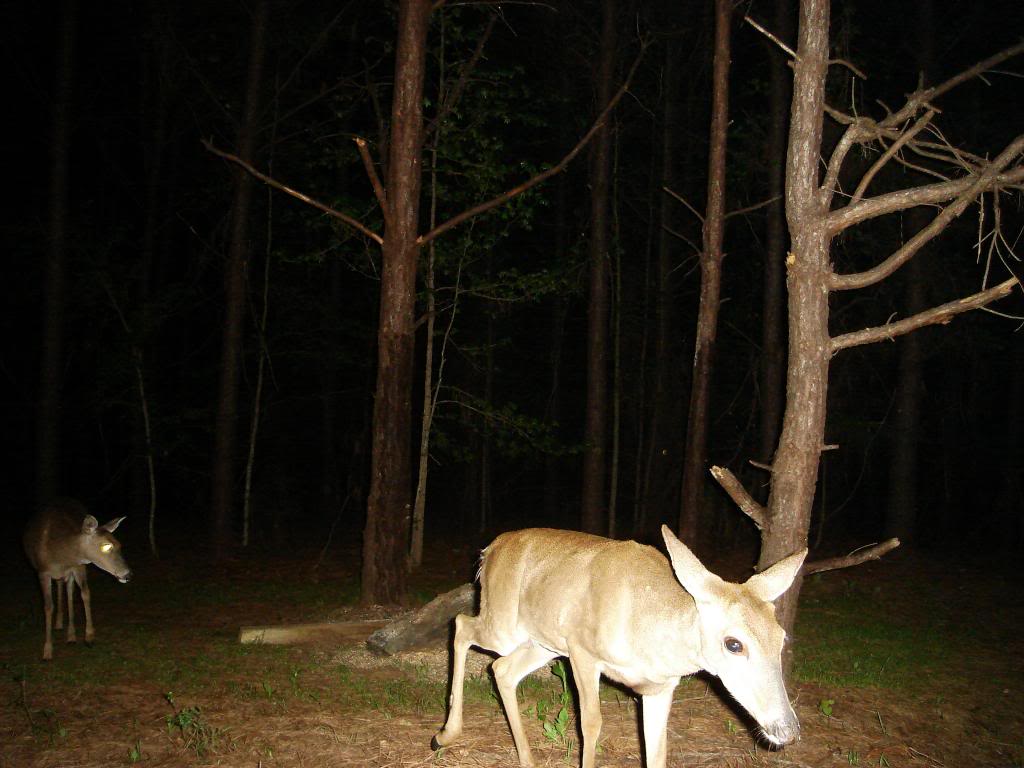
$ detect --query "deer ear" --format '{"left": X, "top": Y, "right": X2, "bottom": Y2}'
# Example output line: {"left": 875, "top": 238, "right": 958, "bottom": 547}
{"left": 102, "top": 516, "right": 127, "bottom": 534}
{"left": 745, "top": 549, "right": 807, "bottom": 602}
{"left": 662, "top": 525, "right": 724, "bottom": 601}
{"left": 82, "top": 515, "right": 99, "bottom": 535}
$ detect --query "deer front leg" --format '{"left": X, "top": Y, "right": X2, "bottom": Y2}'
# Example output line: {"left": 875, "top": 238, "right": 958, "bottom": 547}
{"left": 567, "top": 649, "right": 603, "bottom": 768}
{"left": 492, "top": 643, "right": 557, "bottom": 768}
{"left": 640, "top": 683, "right": 678, "bottom": 768}
{"left": 38, "top": 574, "right": 54, "bottom": 660}
{"left": 76, "top": 567, "right": 95, "bottom": 644}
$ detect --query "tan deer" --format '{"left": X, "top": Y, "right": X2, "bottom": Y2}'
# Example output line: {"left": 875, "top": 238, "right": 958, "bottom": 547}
{"left": 434, "top": 525, "right": 806, "bottom": 768}
{"left": 23, "top": 498, "right": 132, "bottom": 660}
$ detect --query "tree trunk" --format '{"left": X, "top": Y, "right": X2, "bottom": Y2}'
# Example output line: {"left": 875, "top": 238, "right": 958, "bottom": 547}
{"left": 361, "top": 0, "right": 431, "bottom": 606}
{"left": 36, "top": 0, "right": 76, "bottom": 505}
{"left": 211, "top": 0, "right": 269, "bottom": 552}
{"left": 639, "top": 31, "right": 685, "bottom": 538}
{"left": 760, "top": 0, "right": 832, "bottom": 642}
{"left": 679, "top": 0, "right": 731, "bottom": 545}
{"left": 580, "top": 0, "right": 616, "bottom": 535}
{"left": 757, "top": 0, "right": 793, "bottom": 473}
{"left": 884, "top": 0, "right": 932, "bottom": 543}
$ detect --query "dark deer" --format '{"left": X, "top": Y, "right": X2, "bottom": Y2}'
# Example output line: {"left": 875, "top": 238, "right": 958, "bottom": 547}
{"left": 23, "top": 498, "right": 132, "bottom": 660}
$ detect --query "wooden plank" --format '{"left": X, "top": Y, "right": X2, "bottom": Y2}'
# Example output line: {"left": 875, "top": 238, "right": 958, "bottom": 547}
{"left": 238, "top": 620, "right": 389, "bottom": 645}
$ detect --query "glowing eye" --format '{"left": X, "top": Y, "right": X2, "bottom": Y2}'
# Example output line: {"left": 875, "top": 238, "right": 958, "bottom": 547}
{"left": 101, "top": 543, "right": 113, "bottom": 553}
{"left": 724, "top": 637, "right": 744, "bottom": 654}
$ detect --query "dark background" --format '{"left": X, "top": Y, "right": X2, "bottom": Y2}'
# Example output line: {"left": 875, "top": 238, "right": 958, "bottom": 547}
{"left": 2, "top": 0, "right": 1022, "bottom": 564}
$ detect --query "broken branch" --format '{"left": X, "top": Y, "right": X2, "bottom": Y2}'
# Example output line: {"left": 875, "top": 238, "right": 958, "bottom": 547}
{"left": 354, "top": 136, "right": 389, "bottom": 224}
{"left": 202, "top": 138, "right": 384, "bottom": 245}
{"left": 803, "top": 538, "right": 901, "bottom": 575}
{"left": 831, "top": 276, "right": 1019, "bottom": 353}
{"left": 710, "top": 465, "right": 767, "bottom": 530}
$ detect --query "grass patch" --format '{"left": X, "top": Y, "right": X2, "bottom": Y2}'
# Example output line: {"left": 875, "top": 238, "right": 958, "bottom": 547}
{"left": 794, "top": 575, "right": 956, "bottom": 690}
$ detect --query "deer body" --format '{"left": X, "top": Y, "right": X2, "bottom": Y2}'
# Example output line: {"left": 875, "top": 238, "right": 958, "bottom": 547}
{"left": 434, "top": 525, "right": 806, "bottom": 768}
{"left": 23, "top": 498, "right": 131, "bottom": 660}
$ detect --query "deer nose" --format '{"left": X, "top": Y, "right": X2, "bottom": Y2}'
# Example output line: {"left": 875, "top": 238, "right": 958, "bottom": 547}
{"left": 762, "top": 717, "right": 800, "bottom": 746}
{"left": 120, "top": 571, "right": 132, "bottom": 584}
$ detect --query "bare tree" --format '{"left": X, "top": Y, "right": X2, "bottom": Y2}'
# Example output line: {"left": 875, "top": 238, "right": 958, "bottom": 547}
{"left": 715, "top": 0, "right": 1024, "bottom": 644}
{"left": 206, "top": 6, "right": 642, "bottom": 603}
{"left": 679, "top": 0, "right": 732, "bottom": 545}
{"left": 211, "top": 0, "right": 269, "bottom": 554}
{"left": 37, "top": 0, "right": 76, "bottom": 505}
{"left": 581, "top": 0, "right": 617, "bottom": 535}
{"left": 361, "top": 0, "right": 433, "bottom": 604}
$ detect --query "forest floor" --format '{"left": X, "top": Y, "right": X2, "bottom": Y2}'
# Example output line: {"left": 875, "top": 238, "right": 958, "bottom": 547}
{"left": 0, "top": 533, "right": 1021, "bottom": 768}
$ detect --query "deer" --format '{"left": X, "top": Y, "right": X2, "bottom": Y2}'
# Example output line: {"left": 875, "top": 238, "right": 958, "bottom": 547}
{"left": 23, "top": 498, "right": 132, "bottom": 660}
{"left": 434, "top": 525, "right": 806, "bottom": 768}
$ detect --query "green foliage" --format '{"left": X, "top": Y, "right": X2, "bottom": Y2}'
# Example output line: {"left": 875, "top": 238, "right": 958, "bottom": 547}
{"left": 537, "top": 660, "right": 575, "bottom": 754}
{"left": 818, "top": 698, "right": 835, "bottom": 718}
{"left": 126, "top": 739, "right": 143, "bottom": 764}
{"left": 333, "top": 662, "right": 454, "bottom": 715}
{"left": 164, "top": 691, "right": 231, "bottom": 757}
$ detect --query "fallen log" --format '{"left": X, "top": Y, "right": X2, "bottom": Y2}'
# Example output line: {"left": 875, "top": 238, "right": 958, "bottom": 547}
{"left": 239, "top": 619, "right": 389, "bottom": 645}
{"left": 366, "top": 582, "right": 475, "bottom": 656}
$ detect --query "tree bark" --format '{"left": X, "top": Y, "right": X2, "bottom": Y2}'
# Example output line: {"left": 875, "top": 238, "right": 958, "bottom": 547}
{"left": 211, "top": 0, "right": 269, "bottom": 552}
{"left": 361, "top": 0, "right": 431, "bottom": 605}
{"left": 759, "top": 0, "right": 832, "bottom": 641}
{"left": 37, "top": 0, "right": 76, "bottom": 505}
{"left": 679, "top": 0, "right": 731, "bottom": 545}
{"left": 581, "top": 0, "right": 616, "bottom": 535}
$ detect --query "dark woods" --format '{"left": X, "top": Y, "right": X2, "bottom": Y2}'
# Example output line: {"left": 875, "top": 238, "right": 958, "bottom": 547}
{"left": 3, "top": 0, "right": 1022, "bottom": 585}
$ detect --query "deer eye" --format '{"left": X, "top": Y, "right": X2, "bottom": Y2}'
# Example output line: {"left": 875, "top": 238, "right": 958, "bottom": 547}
{"left": 101, "top": 543, "right": 113, "bottom": 553}
{"left": 724, "top": 637, "right": 744, "bottom": 654}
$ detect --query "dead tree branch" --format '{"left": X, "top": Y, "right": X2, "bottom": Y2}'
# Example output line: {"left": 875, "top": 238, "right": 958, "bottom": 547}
{"left": 803, "top": 538, "right": 901, "bottom": 575}
{"left": 710, "top": 465, "right": 767, "bottom": 530}
{"left": 820, "top": 41, "right": 1024, "bottom": 206}
{"left": 202, "top": 138, "right": 384, "bottom": 245}
{"left": 880, "top": 41, "right": 1024, "bottom": 130}
{"left": 354, "top": 136, "right": 389, "bottom": 223}
{"left": 743, "top": 15, "right": 797, "bottom": 61}
{"left": 829, "top": 157, "right": 1024, "bottom": 239}
{"left": 850, "top": 110, "right": 936, "bottom": 204}
{"left": 831, "top": 276, "right": 1019, "bottom": 353}
{"left": 828, "top": 137, "right": 1024, "bottom": 292}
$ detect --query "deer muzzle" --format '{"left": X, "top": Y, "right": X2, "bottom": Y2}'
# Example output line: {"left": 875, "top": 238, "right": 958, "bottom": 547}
{"left": 760, "top": 713, "right": 800, "bottom": 746}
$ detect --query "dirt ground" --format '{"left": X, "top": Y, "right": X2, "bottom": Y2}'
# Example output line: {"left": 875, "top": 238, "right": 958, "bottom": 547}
{"left": 1, "top": 542, "right": 1022, "bottom": 768}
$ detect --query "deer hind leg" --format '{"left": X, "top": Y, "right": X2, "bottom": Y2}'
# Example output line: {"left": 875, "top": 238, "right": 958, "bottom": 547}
{"left": 492, "top": 643, "right": 558, "bottom": 768}
{"left": 65, "top": 573, "right": 79, "bottom": 644}
{"left": 434, "top": 612, "right": 479, "bottom": 749}
{"left": 38, "top": 574, "right": 54, "bottom": 660}
{"left": 54, "top": 579, "right": 65, "bottom": 630}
